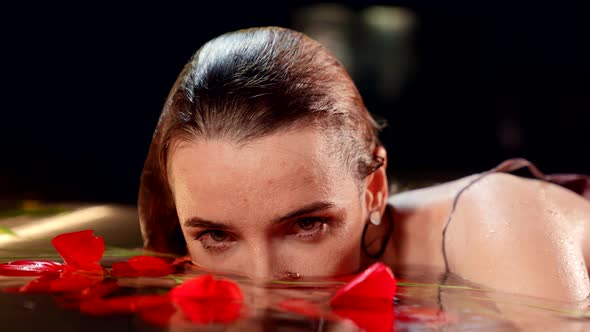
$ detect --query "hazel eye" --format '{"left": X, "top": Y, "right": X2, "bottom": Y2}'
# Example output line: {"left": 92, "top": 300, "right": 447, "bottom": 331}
{"left": 291, "top": 217, "right": 328, "bottom": 241}
{"left": 297, "top": 219, "right": 318, "bottom": 231}
{"left": 208, "top": 230, "right": 228, "bottom": 242}
{"left": 194, "top": 230, "right": 234, "bottom": 253}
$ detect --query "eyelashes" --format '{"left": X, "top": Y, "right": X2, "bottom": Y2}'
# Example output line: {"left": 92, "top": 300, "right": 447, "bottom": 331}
{"left": 194, "top": 229, "right": 234, "bottom": 253}
{"left": 192, "top": 217, "right": 332, "bottom": 253}
{"left": 289, "top": 217, "right": 329, "bottom": 240}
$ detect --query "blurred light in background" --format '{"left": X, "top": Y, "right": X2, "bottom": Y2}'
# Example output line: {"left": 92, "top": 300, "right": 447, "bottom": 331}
{"left": 292, "top": 3, "right": 356, "bottom": 75}
{"left": 0, "top": 205, "right": 142, "bottom": 250}
{"left": 360, "top": 6, "right": 417, "bottom": 103}
{"left": 0, "top": 206, "right": 113, "bottom": 246}
{"left": 293, "top": 4, "right": 417, "bottom": 107}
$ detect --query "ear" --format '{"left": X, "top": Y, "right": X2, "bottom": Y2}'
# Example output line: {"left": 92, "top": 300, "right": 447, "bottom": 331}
{"left": 364, "top": 146, "right": 389, "bottom": 217}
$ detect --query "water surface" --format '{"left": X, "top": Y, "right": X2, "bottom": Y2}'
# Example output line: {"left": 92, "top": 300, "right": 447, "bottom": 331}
{"left": 1, "top": 202, "right": 590, "bottom": 331}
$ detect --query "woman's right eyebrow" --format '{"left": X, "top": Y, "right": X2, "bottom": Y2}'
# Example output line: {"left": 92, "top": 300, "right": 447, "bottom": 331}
{"left": 183, "top": 201, "right": 335, "bottom": 230}
{"left": 183, "top": 217, "right": 230, "bottom": 230}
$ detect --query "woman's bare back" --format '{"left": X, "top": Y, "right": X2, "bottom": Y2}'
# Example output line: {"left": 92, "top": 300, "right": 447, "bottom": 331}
{"left": 388, "top": 169, "right": 590, "bottom": 302}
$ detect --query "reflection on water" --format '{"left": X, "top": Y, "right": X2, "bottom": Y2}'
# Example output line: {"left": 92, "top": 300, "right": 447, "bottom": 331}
{"left": 2, "top": 204, "right": 590, "bottom": 331}
{"left": 2, "top": 261, "right": 590, "bottom": 331}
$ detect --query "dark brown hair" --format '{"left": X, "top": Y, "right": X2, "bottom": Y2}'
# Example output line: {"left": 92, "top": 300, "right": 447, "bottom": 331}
{"left": 138, "top": 27, "right": 383, "bottom": 254}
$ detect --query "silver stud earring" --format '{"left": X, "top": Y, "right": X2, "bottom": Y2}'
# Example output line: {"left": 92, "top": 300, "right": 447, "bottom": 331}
{"left": 369, "top": 210, "right": 381, "bottom": 226}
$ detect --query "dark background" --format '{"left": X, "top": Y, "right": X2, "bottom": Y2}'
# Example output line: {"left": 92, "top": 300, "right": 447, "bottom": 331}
{"left": 1, "top": 1, "right": 589, "bottom": 204}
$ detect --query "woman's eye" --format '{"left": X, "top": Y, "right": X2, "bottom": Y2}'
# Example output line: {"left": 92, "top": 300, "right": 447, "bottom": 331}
{"left": 208, "top": 230, "right": 228, "bottom": 242}
{"left": 292, "top": 218, "right": 328, "bottom": 240}
{"left": 297, "top": 219, "right": 318, "bottom": 231}
{"left": 195, "top": 230, "right": 233, "bottom": 252}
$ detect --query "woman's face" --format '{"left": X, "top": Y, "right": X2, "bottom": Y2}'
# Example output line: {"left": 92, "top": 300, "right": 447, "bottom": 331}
{"left": 167, "top": 128, "right": 372, "bottom": 280}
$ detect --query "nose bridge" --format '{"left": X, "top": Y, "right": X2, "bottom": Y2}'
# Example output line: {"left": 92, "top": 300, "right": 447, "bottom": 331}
{"left": 244, "top": 239, "right": 274, "bottom": 281}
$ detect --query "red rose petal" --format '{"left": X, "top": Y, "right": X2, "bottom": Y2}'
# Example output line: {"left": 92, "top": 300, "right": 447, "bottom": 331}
{"left": 333, "top": 307, "right": 395, "bottom": 332}
{"left": 140, "top": 303, "right": 177, "bottom": 326}
{"left": 329, "top": 262, "right": 396, "bottom": 309}
{"left": 111, "top": 256, "right": 174, "bottom": 277}
{"left": 170, "top": 274, "right": 243, "bottom": 324}
{"left": 18, "top": 270, "right": 103, "bottom": 294}
{"left": 171, "top": 274, "right": 214, "bottom": 299}
{"left": 50, "top": 270, "right": 103, "bottom": 293}
{"left": 212, "top": 279, "right": 243, "bottom": 300}
{"left": 80, "top": 281, "right": 120, "bottom": 299}
{"left": 80, "top": 294, "right": 171, "bottom": 316}
{"left": 51, "top": 230, "right": 104, "bottom": 271}
{"left": 278, "top": 298, "right": 394, "bottom": 331}
{"left": 18, "top": 272, "right": 60, "bottom": 293}
{"left": 0, "top": 260, "right": 64, "bottom": 276}
{"left": 110, "top": 262, "right": 139, "bottom": 277}
{"left": 128, "top": 255, "right": 170, "bottom": 271}
{"left": 170, "top": 274, "right": 243, "bottom": 301}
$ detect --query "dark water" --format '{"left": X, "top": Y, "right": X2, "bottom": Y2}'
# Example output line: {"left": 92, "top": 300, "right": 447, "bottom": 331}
{"left": 2, "top": 203, "right": 590, "bottom": 331}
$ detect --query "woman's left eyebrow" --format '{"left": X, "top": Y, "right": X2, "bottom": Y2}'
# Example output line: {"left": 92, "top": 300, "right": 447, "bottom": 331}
{"left": 183, "top": 217, "right": 230, "bottom": 230}
{"left": 272, "top": 201, "right": 335, "bottom": 224}
{"left": 183, "top": 201, "right": 335, "bottom": 229}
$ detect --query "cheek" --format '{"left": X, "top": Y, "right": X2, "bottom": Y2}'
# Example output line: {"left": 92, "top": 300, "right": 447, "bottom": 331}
{"left": 275, "top": 214, "right": 367, "bottom": 277}
{"left": 183, "top": 235, "right": 251, "bottom": 275}
{"left": 282, "top": 236, "right": 362, "bottom": 276}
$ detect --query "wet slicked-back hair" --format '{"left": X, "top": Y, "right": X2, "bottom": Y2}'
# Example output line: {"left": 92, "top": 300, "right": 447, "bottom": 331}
{"left": 139, "top": 27, "right": 382, "bottom": 254}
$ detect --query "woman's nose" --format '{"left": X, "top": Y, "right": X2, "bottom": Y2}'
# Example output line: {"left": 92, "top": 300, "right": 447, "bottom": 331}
{"left": 243, "top": 243, "right": 274, "bottom": 281}
{"left": 238, "top": 242, "right": 300, "bottom": 282}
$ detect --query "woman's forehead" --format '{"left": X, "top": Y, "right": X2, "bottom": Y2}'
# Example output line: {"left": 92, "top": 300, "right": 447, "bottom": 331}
{"left": 167, "top": 129, "right": 353, "bottom": 213}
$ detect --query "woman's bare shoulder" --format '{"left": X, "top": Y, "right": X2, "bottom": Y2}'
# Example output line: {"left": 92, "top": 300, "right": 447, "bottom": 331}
{"left": 459, "top": 171, "right": 590, "bottom": 217}
{"left": 388, "top": 173, "right": 481, "bottom": 210}
{"left": 390, "top": 171, "right": 590, "bottom": 214}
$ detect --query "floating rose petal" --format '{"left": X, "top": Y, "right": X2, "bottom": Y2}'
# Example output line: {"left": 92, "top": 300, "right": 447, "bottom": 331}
{"left": 329, "top": 262, "right": 397, "bottom": 310}
{"left": 170, "top": 274, "right": 243, "bottom": 301}
{"left": 170, "top": 274, "right": 243, "bottom": 324}
{"left": 0, "top": 260, "right": 64, "bottom": 276}
{"left": 51, "top": 230, "right": 104, "bottom": 271}
{"left": 111, "top": 256, "right": 174, "bottom": 277}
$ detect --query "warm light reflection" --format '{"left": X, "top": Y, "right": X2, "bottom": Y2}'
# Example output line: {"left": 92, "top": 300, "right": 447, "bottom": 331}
{"left": 292, "top": 3, "right": 355, "bottom": 74}
{"left": 361, "top": 6, "right": 416, "bottom": 32}
{"left": 0, "top": 206, "right": 115, "bottom": 246}
{"left": 360, "top": 5, "right": 417, "bottom": 102}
